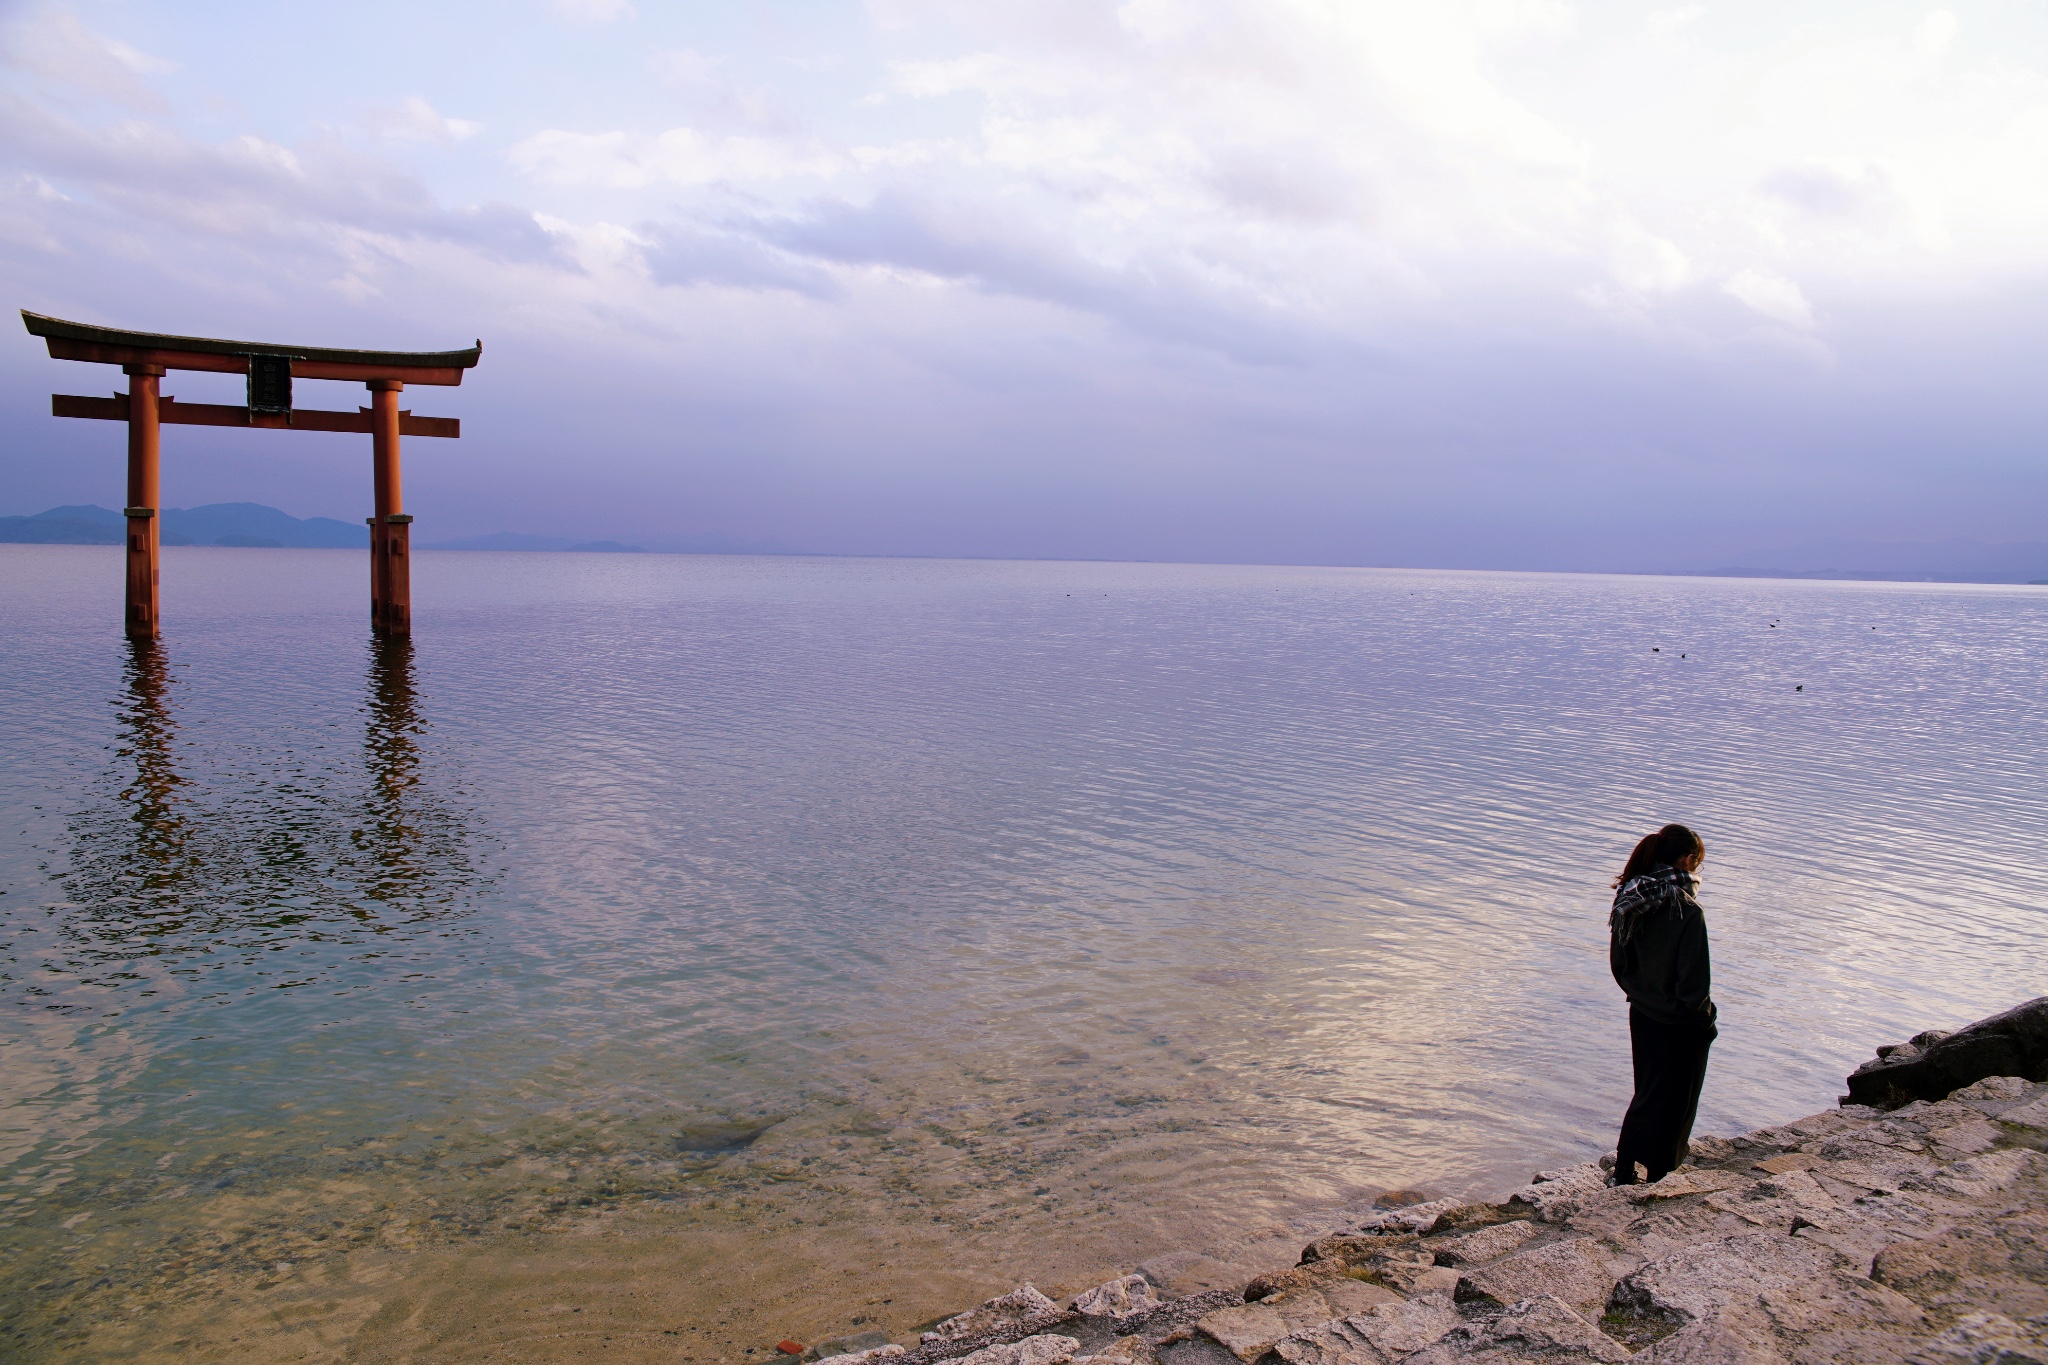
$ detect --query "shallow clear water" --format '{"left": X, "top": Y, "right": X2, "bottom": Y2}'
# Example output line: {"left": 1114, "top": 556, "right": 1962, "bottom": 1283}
{"left": 2, "top": 545, "right": 2045, "bottom": 1359}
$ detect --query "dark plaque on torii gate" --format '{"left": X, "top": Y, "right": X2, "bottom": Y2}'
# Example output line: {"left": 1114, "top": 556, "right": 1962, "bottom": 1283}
{"left": 21, "top": 310, "right": 481, "bottom": 639}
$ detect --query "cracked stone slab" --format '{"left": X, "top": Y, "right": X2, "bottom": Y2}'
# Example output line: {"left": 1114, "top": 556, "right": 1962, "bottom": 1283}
{"left": 1194, "top": 1303, "right": 1292, "bottom": 1363}
{"left": 1626, "top": 1169, "right": 1752, "bottom": 1202}
{"left": 1459, "top": 1236, "right": 1638, "bottom": 1315}
{"left": 1614, "top": 1227, "right": 1926, "bottom": 1364}
{"left": 1950, "top": 1077, "right": 2041, "bottom": 1116}
{"left": 1402, "top": 1296, "right": 1631, "bottom": 1364}
{"left": 1904, "top": 1310, "right": 2048, "bottom": 1364}
{"left": 1874, "top": 1210, "right": 2048, "bottom": 1328}
{"left": 1432, "top": 1221, "right": 1540, "bottom": 1266}
{"left": 1269, "top": 1297, "right": 1463, "bottom": 1365}
{"left": 1504, "top": 1166, "right": 1609, "bottom": 1225}
{"left": 2000, "top": 1098, "right": 2048, "bottom": 1134}
{"left": 1317, "top": 1281, "right": 1404, "bottom": 1316}
{"left": 1705, "top": 1168, "right": 1839, "bottom": 1232}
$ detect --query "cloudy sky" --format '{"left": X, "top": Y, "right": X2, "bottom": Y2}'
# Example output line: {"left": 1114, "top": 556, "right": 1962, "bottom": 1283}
{"left": 3, "top": 0, "right": 2046, "bottom": 572}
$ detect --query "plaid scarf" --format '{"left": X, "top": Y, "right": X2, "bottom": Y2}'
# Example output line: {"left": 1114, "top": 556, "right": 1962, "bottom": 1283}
{"left": 1610, "top": 866, "right": 1697, "bottom": 947}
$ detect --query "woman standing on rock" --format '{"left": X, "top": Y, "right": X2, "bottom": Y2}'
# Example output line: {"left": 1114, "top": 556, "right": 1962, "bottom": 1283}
{"left": 1608, "top": 823, "right": 1715, "bottom": 1185}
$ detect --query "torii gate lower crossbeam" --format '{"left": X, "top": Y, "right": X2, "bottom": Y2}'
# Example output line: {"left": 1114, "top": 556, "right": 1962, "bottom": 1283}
{"left": 23, "top": 311, "right": 480, "bottom": 638}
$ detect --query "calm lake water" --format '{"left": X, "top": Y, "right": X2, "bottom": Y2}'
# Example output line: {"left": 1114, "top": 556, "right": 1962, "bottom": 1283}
{"left": 2, "top": 545, "right": 2045, "bottom": 1360}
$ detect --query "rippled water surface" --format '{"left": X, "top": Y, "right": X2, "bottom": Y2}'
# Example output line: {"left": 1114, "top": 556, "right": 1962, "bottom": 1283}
{"left": 3, "top": 545, "right": 2045, "bottom": 1360}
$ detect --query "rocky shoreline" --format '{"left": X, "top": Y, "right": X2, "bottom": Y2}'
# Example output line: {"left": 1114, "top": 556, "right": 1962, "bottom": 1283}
{"left": 788, "top": 999, "right": 2048, "bottom": 1365}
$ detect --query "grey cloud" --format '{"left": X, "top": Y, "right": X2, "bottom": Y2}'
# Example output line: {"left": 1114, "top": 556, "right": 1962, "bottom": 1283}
{"left": 647, "top": 48, "right": 796, "bottom": 135}
{"left": 1761, "top": 163, "right": 1891, "bottom": 219}
{"left": 639, "top": 220, "right": 841, "bottom": 297}
{"left": 753, "top": 190, "right": 1325, "bottom": 363}
{"left": 1, "top": 11, "right": 170, "bottom": 113}
{"left": 0, "top": 95, "right": 565, "bottom": 265}
{"left": 1204, "top": 143, "right": 1367, "bottom": 224}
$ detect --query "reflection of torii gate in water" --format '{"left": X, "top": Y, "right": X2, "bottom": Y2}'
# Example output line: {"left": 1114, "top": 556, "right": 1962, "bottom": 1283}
{"left": 21, "top": 311, "right": 481, "bottom": 639}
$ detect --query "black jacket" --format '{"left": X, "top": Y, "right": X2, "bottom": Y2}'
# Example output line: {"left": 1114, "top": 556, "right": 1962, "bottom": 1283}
{"left": 1609, "top": 867, "right": 1715, "bottom": 1029}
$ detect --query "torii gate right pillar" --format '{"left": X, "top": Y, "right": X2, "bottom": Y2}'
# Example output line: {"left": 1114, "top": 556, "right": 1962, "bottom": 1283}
{"left": 124, "top": 364, "right": 163, "bottom": 640}
{"left": 368, "top": 379, "right": 411, "bottom": 636}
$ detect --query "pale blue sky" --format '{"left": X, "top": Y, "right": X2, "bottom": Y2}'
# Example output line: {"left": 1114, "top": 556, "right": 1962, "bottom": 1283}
{"left": 4, "top": 0, "right": 2047, "bottom": 572}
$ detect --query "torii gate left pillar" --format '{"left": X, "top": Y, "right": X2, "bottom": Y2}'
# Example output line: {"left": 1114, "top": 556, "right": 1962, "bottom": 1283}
{"left": 23, "top": 311, "right": 479, "bottom": 639}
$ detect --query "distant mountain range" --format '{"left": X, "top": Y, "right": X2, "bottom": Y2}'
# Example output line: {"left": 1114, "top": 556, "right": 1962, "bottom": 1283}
{"left": 0, "top": 504, "right": 643, "bottom": 553}
{"left": 0, "top": 503, "right": 368, "bottom": 548}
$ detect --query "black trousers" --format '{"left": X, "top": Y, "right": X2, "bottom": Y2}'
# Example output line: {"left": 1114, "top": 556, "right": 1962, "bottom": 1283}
{"left": 1614, "top": 1004, "right": 1716, "bottom": 1184}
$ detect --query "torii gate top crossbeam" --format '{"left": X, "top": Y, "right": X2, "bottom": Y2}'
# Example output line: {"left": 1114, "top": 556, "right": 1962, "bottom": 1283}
{"left": 22, "top": 311, "right": 481, "bottom": 385}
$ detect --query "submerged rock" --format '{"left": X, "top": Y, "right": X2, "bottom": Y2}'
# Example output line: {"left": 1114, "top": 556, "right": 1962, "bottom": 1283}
{"left": 808, "top": 1333, "right": 895, "bottom": 1363}
{"left": 1140, "top": 1253, "right": 1260, "bottom": 1297}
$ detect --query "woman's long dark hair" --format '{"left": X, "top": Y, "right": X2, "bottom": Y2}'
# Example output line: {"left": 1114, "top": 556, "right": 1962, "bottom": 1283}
{"left": 1613, "top": 823, "right": 1705, "bottom": 889}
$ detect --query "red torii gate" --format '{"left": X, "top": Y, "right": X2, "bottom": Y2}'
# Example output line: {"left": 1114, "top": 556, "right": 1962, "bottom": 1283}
{"left": 22, "top": 311, "right": 480, "bottom": 639}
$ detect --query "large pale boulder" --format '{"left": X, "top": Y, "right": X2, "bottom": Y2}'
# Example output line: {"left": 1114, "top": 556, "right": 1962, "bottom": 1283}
{"left": 814, "top": 1347, "right": 904, "bottom": 1365}
{"left": 1071, "top": 1275, "right": 1162, "bottom": 1319}
{"left": 952, "top": 1335, "right": 1080, "bottom": 1365}
{"left": 924, "top": 1287, "right": 1063, "bottom": 1344}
